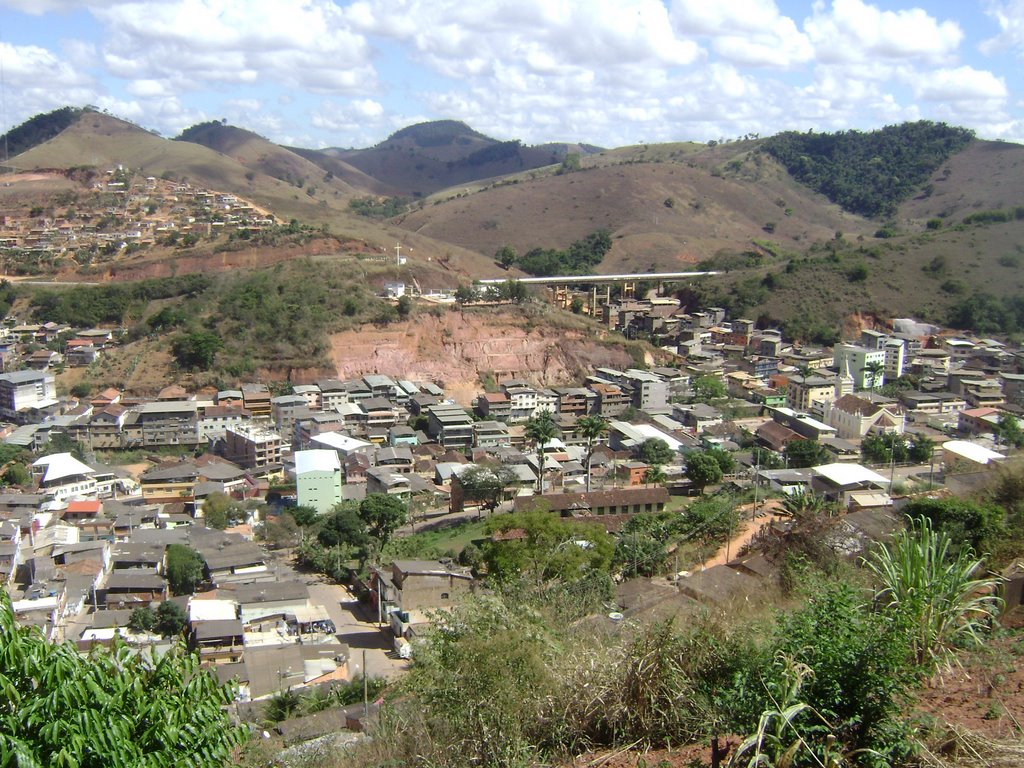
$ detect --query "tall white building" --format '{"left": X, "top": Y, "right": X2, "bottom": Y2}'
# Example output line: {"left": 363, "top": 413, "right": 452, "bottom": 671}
{"left": 0, "top": 370, "right": 58, "bottom": 422}
{"left": 294, "top": 449, "right": 342, "bottom": 514}
{"left": 833, "top": 344, "right": 887, "bottom": 390}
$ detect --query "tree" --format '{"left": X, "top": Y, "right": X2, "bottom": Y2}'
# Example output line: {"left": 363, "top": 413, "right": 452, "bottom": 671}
{"left": 525, "top": 411, "right": 559, "bottom": 493}
{"left": 643, "top": 465, "right": 667, "bottom": 485}
{"left": 201, "top": 491, "right": 233, "bottom": 530}
{"left": 577, "top": 414, "right": 609, "bottom": 492}
{"left": 458, "top": 464, "right": 518, "bottom": 516}
{"left": 706, "top": 447, "right": 735, "bottom": 475}
{"left": 128, "top": 606, "right": 156, "bottom": 633}
{"left": 483, "top": 509, "right": 614, "bottom": 584}
{"left": 289, "top": 505, "right": 319, "bottom": 528}
{"left": 901, "top": 496, "right": 1004, "bottom": 554}
{"left": 155, "top": 600, "right": 188, "bottom": 637}
{"left": 359, "top": 494, "right": 407, "bottom": 548}
{"left": 1, "top": 462, "right": 30, "bottom": 487}
{"left": 318, "top": 503, "right": 370, "bottom": 552}
{"left": 171, "top": 330, "right": 223, "bottom": 371}
{"left": 165, "top": 544, "right": 205, "bottom": 596}
{"left": 691, "top": 375, "right": 726, "bottom": 402}
{"left": 907, "top": 434, "right": 935, "bottom": 464}
{"left": 0, "top": 593, "right": 245, "bottom": 767}
{"left": 685, "top": 452, "right": 723, "bottom": 493}
{"left": 680, "top": 495, "right": 739, "bottom": 557}
{"left": 783, "top": 439, "right": 829, "bottom": 469}
{"left": 454, "top": 284, "right": 478, "bottom": 304}
{"left": 396, "top": 294, "right": 412, "bottom": 319}
{"left": 638, "top": 438, "right": 675, "bottom": 466}
{"left": 751, "top": 446, "right": 784, "bottom": 470}
{"left": 42, "top": 430, "right": 87, "bottom": 461}
{"left": 262, "top": 512, "right": 300, "bottom": 549}
{"left": 779, "top": 491, "right": 828, "bottom": 521}
{"left": 996, "top": 413, "right": 1024, "bottom": 449}
{"left": 863, "top": 360, "right": 885, "bottom": 390}
{"left": 496, "top": 245, "right": 518, "bottom": 269}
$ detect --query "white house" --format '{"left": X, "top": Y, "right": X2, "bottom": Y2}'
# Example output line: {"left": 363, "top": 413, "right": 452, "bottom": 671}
{"left": 32, "top": 453, "right": 98, "bottom": 503}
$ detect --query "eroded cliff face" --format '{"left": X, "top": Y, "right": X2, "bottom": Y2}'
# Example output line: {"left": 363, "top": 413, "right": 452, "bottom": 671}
{"left": 327, "top": 310, "right": 637, "bottom": 405}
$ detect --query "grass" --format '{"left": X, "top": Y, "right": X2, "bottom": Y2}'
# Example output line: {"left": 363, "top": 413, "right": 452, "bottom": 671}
{"left": 384, "top": 518, "right": 490, "bottom": 560}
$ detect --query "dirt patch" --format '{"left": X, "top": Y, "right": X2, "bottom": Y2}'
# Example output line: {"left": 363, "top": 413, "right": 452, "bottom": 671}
{"left": 327, "top": 310, "right": 635, "bottom": 405}
{"left": 913, "top": 618, "right": 1024, "bottom": 741}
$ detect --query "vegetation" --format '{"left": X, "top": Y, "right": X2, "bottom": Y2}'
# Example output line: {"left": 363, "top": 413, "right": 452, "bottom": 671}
{"left": 0, "top": 106, "right": 83, "bottom": 160}
{"left": 165, "top": 544, "right": 205, "bottom": 595}
{"left": 0, "top": 593, "right": 244, "bottom": 767}
{"left": 348, "top": 196, "right": 409, "bottom": 218}
{"left": 29, "top": 274, "right": 210, "bottom": 327}
{"left": 525, "top": 411, "right": 559, "bottom": 493}
{"left": 762, "top": 121, "right": 974, "bottom": 217}
{"left": 501, "top": 230, "right": 612, "bottom": 277}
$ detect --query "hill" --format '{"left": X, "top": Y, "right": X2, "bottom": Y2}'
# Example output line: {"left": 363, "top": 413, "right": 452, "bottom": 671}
{"left": 331, "top": 119, "right": 598, "bottom": 197}
{"left": 0, "top": 106, "right": 84, "bottom": 161}
{"left": 761, "top": 121, "right": 975, "bottom": 218}
{"left": 173, "top": 120, "right": 363, "bottom": 199}
{"left": 393, "top": 139, "right": 873, "bottom": 273}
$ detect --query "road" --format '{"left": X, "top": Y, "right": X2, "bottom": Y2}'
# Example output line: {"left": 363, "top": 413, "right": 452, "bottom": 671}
{"left": 306, "top": 582, "right": 409, "bottom": 680}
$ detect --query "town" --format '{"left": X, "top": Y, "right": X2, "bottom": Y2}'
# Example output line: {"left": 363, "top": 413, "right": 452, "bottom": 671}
{"left": 1, "top": 282, "right": 1021, "bottom": 744}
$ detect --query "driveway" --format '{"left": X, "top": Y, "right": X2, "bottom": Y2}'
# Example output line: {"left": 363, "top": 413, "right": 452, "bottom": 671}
{"left": 306, "top": 582, "right": 409, "bottom": 680}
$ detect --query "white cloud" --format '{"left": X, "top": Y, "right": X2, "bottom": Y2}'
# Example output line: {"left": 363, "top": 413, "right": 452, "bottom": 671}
{"left": 980, "top": 0, "right": 1024, "bottom": 55}
{"left": 92, "top": 0, "right": 378, "bottom": 94}
{"left": 913, "top": 66, "right": 1007, "bottom": 103}
{"left": 806, "top": 0, "right": 963, "bottom": 63}
{"left": 670, "top": 0, "right": 814, "bottom": 68}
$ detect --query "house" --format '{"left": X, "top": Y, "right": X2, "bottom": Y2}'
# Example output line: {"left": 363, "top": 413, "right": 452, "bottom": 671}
{"left": 514, "top": 486, "right": 670, "bottom": 519}
{"left": 100, "top": 569, "right": 167, "bottom": 608}
{"left": 294, "top": 449, "right": 343, "bottom": 514}
{"left": 426, "top": 404, "right": 474, "bottom": 450}
{"left": 229, "top": 580, "right": 310, "bottom": 625}
{"left": 370, "top": 560, "right": 475, "bottom": 625}
{"left": 755, "top": 421, "right": 804, "bottom": 453}
{"left": 366, "top": 467, "right": 412, "bottom": 497}
{"left": 32, "top": 453, "right": 98, "bottom": 502}
{"left": 810, "top": 463, "right": 891, "bottom": 509}
{"left": 376, "top": 446, "right": 414, "bottom": 474}
{"left": 941, "top": 440, "right": 1006, "bottom": 471}
{"left": 241, "top": 384, "right": 272, "bottom": 418}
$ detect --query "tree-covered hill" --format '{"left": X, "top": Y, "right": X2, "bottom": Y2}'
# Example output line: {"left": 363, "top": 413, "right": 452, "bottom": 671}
{"left": 762, "top": 121, "right": 975, "bottom": 218}
{"left": 0, "top": 106, "right": 83, "bottom": 161}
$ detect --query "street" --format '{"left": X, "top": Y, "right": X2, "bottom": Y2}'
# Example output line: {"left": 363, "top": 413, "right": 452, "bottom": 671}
{"left": 306, "top": 582, "right": 409, "bottom": 680}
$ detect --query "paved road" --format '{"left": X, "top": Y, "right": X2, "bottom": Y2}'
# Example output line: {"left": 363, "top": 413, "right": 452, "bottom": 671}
{"left": 306, "top": 582, "right": 409, "bottom": 680}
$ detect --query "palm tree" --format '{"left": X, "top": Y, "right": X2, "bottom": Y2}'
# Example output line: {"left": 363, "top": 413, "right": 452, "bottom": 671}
{"left": 643, "top": 465, "right": 667, "bottom": 485}
{"left": 577, "top": 414, "right": 609, "bottom": 492}
{"left": 863, "top": 360, "right": 885, "bottom": 390}
{"left": 778, "top": 491, "right": 827, "bottom": 521}
{"left": 525, "top": 411, "right": 559, "bottom": 494}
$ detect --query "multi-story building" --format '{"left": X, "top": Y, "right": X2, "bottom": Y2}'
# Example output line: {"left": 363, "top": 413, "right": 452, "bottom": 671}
{"left": 785, "top": 374, "right": 837, "bottom": 414}
{"left": 294, "top": 449, "right": 342, "bottom": 514}
{"left": 622, "top": 369, "right": 669, "bottom": 412}
{"left": 588, "top": 382, "right": 631, "bottom": 417}
{"left": 123, "top": 401, "right": 202, "bottom": 448}
{"left": 503, "top": 383, "right": 541, "bottom": 422}
{"left": 833, "top": 344, "right": 888, "bottom": 390}
{"left": 317, "top": 380, "right": 350, "bottom": 412}
{"left": 426, "top": 404, "right": 474, "bottom": 450}
{"left": 0, "top": 369, "right": 58, "bottom": 423}
{"left": 224, "top": 424, "right": 282, "bottom": 469}
{"left": 241, "top": 384, "right": 272, "bottom": 419}
{"left": 32, "top": 453, "right": 99, "bottom": 502}
{"left": 198, "top": 405, "right": 252, "bottom": 441}
{"left": 553, "top": 387, "right": 595, "bottom": 418}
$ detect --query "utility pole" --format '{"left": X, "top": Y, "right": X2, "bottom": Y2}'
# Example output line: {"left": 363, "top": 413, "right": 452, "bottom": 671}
{"left": 362, "top": 649, "right": 368, "bottom": 718}
{"left": 393, "top": 242, "right": 402, "bottom": 265}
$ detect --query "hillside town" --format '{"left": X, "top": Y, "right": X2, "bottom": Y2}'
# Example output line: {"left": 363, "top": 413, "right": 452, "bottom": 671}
{"left": 1, "top": 287, "right": 1021, "bottom": 739}
{"left": 0, "top": 167, "right": 276, "bottom": 271}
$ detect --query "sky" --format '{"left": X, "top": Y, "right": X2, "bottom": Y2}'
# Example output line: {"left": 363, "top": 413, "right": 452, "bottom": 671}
{"left": 1, "top": 0, "right": 1022, "bottom": 149}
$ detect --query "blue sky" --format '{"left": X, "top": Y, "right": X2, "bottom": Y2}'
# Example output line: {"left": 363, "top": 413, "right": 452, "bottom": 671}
{"left": 1, "top": 0, "right": 1022, "bottom": 149}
